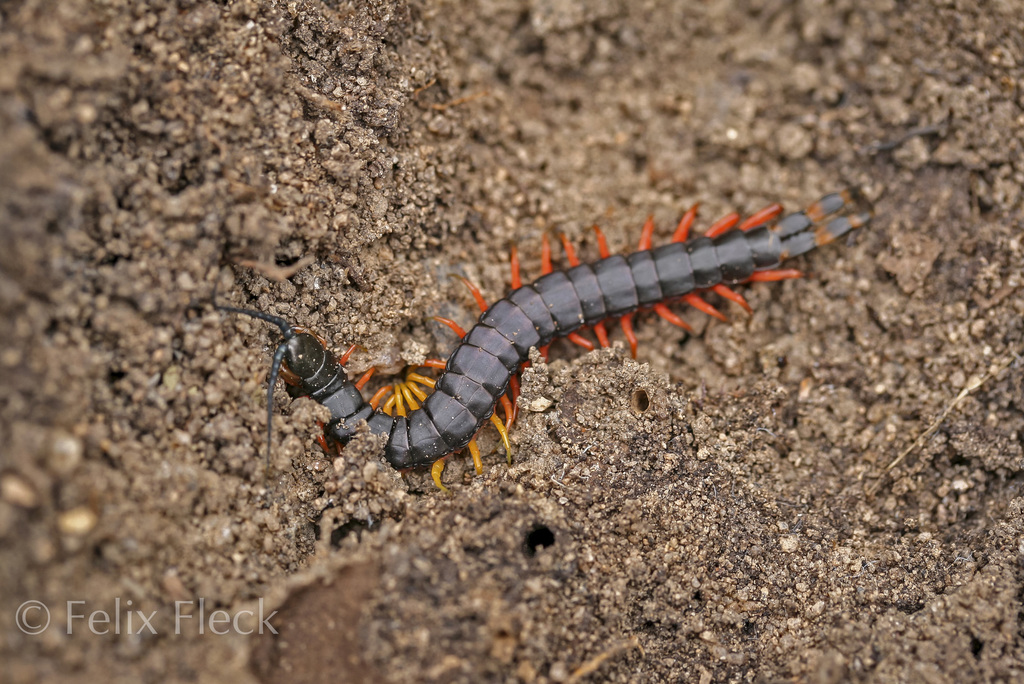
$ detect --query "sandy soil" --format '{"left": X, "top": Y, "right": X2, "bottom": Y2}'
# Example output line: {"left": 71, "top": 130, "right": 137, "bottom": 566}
{"left": 2, "top": 0, "right": 1023, "bottom": 682}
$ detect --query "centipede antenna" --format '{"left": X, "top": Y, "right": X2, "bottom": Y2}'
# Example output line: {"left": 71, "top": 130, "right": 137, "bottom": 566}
{"left": 216, "top": 304, "right": 297, "bottom": 473}
{"left": 262, "top": 338, "right": 290, "bottom": 472}
{"left": 215, "top": 304, "right": 296, "bottom": 340}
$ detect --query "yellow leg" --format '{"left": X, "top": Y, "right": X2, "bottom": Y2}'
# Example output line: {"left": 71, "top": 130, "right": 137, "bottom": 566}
{"left": 404, "top": 380, "right": 429, "bottom": 404}
{"left": 431, "top": 458, "right": 450, "bottom": 493}
{"left": 398, "top": 382, "right": 422, "bottom": 411}
{"left": 489, "top": 413, "right": 512, "bottom": 465}
{"left": 406, "top": 371, "right": 436, "bottom": 389}
{"left": 372, "top": 365, "right": 510, "bottom": 489}
{"left": 392, "top": 385, "right": 407, "bottom": 416}
{"left": 467, "top": 439, "right": 483, "bottom": 475}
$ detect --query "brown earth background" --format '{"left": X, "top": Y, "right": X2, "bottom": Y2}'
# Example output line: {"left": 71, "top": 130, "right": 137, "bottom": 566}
{"left": 2, "top": 0, "right": 1024, "bottom": 682}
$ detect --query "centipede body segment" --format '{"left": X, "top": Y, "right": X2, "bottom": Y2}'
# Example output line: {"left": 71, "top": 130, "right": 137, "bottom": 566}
{"left": 220, "top": 190, "right": 871, "bottom": 477}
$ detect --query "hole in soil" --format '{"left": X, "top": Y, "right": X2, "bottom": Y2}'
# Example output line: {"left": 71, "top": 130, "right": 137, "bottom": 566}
{"left": 630, "top": 388, "right": 651, "bottom": 413}
{"left": 524, "top": 524, "right": 555, "bottom": 556}
{"left": 330, "top": 519, "right": 367, "bottom": 548}
{"left": 896, "top": 600, "right": 924, "bottom": 615}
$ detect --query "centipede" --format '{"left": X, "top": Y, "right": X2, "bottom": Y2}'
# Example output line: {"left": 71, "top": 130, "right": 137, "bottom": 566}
{"left": 218, "top": 190, "right": 870, "bottom": 489}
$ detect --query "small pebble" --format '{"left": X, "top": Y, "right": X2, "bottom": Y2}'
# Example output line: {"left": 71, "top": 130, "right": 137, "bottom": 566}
{"left": 1, "top": 473, "right": 39, "bottom": 508}
{"left": 46, "top": 431, "right": 83, "bottom": 476}
{"left": 58, "top": 507, "right": 98, "bottom": 535}
{"left": 527, "top": 397, "right": 553, "bottom": 412}
{"left": 362, "top": 460, "right": 378, "bottom": 483}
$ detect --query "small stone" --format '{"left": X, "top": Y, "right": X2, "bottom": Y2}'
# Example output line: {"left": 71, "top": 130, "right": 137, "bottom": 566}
{"left": 46, "top": 431, "right": 83, "bottom": 476}
{"left": 894, "top": 136, "right": 930, "bottom": 170}
{"left": 362, "top": 460, "right": 378, "bottom": 483}
{"left": 1, "top": 473, "right": 39, "bottom": 508}
{"left": 779, "top": 535, "right": 800, "bottom": 553}
{"left": 58, "top": 507, "right": 98, "bottom": 535}
{"left": 775, "top": 122, "right": 813, "bottom": 160}
{"left": 527, "top": 397, "right": 553, "bottom": 412}
{"left": 548, "top": 662, "right": 568, "bottom": 682}
{"left": 162, "top": 365, "right": 181, "bottom": 391}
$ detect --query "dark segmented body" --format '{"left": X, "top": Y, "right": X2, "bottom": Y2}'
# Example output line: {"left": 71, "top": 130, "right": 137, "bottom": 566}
{"left": 228, "top": 192, "right": 869, "bottom": 471}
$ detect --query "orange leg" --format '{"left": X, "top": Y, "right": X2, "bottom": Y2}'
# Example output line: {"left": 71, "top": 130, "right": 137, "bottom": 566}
{"left": 711, "top": 284, "right": 752, "bottom": 315}
{"left": 510, "top": 244, "right": 522, "bottom": 289}
{"left": 747, "top": 269, "right": 804, "bottom": 282}
{"left": 654, "top": 303, "right": 693, "bottom": 332}
{"left": 369, "top": 384, "right": 394, "bottom": 410}
{"left": 638, "top": 215, "right": 656, "bottom": 250}
{"left": 454, "top": 275, "right": 489, "bottom": 312}
{"left": 315, "top": 421, "right": 342, "bottom": 455}
{"left": 592, "top": 225, "right": 611, "bottom": 258}
{"left": 683, "top": 293, "right": 728, "bottom": 321}
{"left": 619, "top": 314, "right": 639, "bottom": 358}
{"left": 499, "top": 394, "right": 515, "bottom": 431}
{"left": 339, "top": 343, "right": 359, "bottom": 365}
{"left": 541, "top": 235, "right": 553, "bottom": 275}
{"left": 508, "top": 374, "right": 521, "bottom": 422}
{"left": 355, "top": 367, "right": 376, "bottom": 390}
{"left": 594, "top": 321, "right": 610, "bottom": 348}
{"left": 739, "top": 203, "right": 783, "bottom": 230}
{"left": 671, "top": 204, "right": 700, "bottom": 242}
{"left": 559, "top": 234, "right": 581, "bottom": 266}
{"left": 704, "top": 211, "right": 740, "bottom": 238}
{"left": 433, "top": 316, "right": 467, "bottom": 339}
{"left": 567, "top": 331, "right": 595, "bottom": 351}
